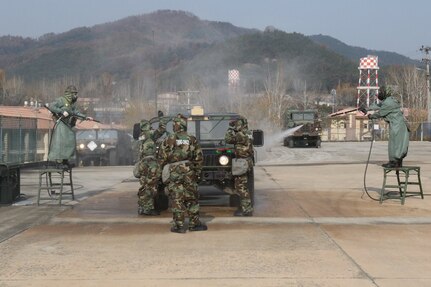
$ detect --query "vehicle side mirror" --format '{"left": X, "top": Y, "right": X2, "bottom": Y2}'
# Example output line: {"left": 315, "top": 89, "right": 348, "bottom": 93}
{"left": 252, "top": 129, "right": 264, "bottom": 147}
{"left": 133, "top": 123, "right": 140, "bottom": 140}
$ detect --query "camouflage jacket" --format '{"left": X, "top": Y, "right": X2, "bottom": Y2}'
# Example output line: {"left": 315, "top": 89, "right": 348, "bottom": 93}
{"left": 139, "top": 121, "right": 166, "bottom": 159}
{"left": 225, "top": 127, "right": 254, "bottom": 159}
{"left": 158, "top": 131, "right": 203, "bottom": 175}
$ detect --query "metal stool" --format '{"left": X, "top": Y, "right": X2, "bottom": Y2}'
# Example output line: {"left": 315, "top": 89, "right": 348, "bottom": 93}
{"left": 380, "top": 166, "right": 424, "bottom": 205}
{"left": 37, "top": 163, "right": 74, "bottom": 205}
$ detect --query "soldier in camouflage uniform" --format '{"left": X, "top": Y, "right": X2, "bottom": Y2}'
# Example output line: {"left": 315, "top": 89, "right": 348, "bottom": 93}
{"left": 225, "top": 117, "right": 254, "bottom": 216}
{"left": 137, "top": 117, "right": 167, "bottom": 216}
{"left": 158, "top": 114, "right": 207, "bottom": 233}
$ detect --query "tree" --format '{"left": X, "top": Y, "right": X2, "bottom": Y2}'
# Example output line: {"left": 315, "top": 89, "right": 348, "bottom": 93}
{"left": 261, "top": 59, "right": 290, "bottom": 129}
{"left": 387, "top": 65, "right": 427, "bottom": 134}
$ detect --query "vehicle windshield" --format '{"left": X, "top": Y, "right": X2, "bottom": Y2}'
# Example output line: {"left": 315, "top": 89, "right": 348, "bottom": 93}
{"left": 76, "top": 130, "right": 118, "bottom": 140}
{"left": 195, "top": 119, "right": 231, "bottom": 140}
{"left": 98, "top": 130, "right": 118, "bottom": 139}
{"left": 150, "top": 118, "right": 232, "bottom": 141}
{"left": 292, "top": 113, "right": 315, "bottom": 121}
{"left": 77, "top": 130, "right": 97, "bottom": 140}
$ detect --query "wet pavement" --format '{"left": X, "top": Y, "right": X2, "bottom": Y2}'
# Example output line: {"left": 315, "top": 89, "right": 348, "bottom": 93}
{"left": 0, "top": 141, "right": 431, "bottom": 286}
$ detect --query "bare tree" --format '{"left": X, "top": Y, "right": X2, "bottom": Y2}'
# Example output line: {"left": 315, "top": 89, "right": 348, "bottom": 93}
{"left": 123, "top": 98, "right": 155, "bottom": 127}
{"left": 262, "top": 59, "right": 290, "bottom": 129}
{"left": 387, "top": 65, "right": 427, "bottom": 133}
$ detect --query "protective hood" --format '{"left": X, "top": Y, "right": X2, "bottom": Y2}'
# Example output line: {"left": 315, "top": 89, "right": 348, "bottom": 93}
{"left": 140, "top": 120, "right": 151, "bottom": 132}
{"left": 173, "top": 114, "right": 187, "bottom": 132}
{"left": 232, "top": 117, "right": 248, "bottom": 131}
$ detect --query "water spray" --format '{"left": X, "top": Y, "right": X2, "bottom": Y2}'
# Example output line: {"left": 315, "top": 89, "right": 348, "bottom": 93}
{"left": 264, "top": 125, "right": 304, "bottom": 148}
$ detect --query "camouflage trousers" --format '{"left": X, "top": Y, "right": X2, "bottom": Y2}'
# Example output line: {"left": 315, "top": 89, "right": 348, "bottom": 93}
{"left": 137, "top": 159, "right": 161, "bottom": 212}
{"left": 167, "top": 180, "right": 201, "bottom": 229}
{"left": 234, "top": 173, "right": 253, "bottom": 213}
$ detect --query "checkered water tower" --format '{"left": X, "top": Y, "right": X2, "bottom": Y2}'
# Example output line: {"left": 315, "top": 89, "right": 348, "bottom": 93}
{"left": 228, "top": 69, "right": 240, "bottom": 91}
{"left": 357, "top": 55, "right": 379, "bottom": 107}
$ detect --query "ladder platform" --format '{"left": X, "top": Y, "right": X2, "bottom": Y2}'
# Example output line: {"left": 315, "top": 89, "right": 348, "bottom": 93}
{"left": 380, "top": 166, "right": 424, "bottom": 205}
{"left": 37, "top": 163, "right": 74, "bottom": 206}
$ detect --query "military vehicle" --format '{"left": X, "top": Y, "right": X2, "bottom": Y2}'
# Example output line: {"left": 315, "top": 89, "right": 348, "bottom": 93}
{"left": 133, "top": 106, "right": 264, "bottom": 210}
{"left": 75, "top": 127, "right": 134, "bottom": 166}
{"left": 283, "top": 109, "right": 322, "bottom": 148}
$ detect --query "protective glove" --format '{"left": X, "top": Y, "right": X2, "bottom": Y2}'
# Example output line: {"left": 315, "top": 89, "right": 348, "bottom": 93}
{"left": 62, "top": 111, "right": 69, "bottom": 117}
{"left": 158, "top": 110, "right": 164, "bottom": 117}
{"left": 367, "top": 114, "right": 372, "bottom": 119}
{"left": 358, "top": 106, "right": 367, "bottom": 114}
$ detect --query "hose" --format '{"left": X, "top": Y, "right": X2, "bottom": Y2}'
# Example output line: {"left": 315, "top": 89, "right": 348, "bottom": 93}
{"left": 361, "top": 119, "right": 380, "bottom": 201}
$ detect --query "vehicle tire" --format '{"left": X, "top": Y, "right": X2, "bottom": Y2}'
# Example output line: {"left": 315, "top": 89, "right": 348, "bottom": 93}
{"left": 108, "top": 150, "right": 118, "bottom": 166}
{"left": 248, "top": 169, "right": 255, "bottom": 206}
{"left": 229, "top": 194, "right": 240, "bottom": 207}
{"left": 154, "top": 183, "right": 169, "bottom": 211}
{"left": 75, "top": 155, "right": 81, "bottom": 167}
{"left": 288, "top": 139, "right": 294, "bottom": 148}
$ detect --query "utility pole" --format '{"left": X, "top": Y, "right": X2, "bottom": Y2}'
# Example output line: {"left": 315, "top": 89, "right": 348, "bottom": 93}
{"left": 177, "top": 90, "right": 199, "bottom": 113}
{"left": 420, "top": 45, "right": 431, "bottom": 123}
{"left": 331, "top": 89, "right": 336, "bottom": 113}
{"left": 153, "top": 30, "right": 158, "bottom": 116}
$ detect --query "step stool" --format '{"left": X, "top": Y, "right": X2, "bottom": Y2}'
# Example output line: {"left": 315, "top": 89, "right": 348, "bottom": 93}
{"left": 380, "top": 166, "right": 424, "bottom": 205}
{"left": 37, "top": 163, "right": 74, "bottom": 205}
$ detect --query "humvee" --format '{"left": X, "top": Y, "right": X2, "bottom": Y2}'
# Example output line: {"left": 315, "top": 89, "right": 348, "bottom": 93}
{"left": 133, "top": 107, "right": 264, "bottom": 210}
{"left": 76, "top": 128, "right": 134, "bottom": 166}
{"left": 283, "top": 110, "right": 322, "bottom": 148}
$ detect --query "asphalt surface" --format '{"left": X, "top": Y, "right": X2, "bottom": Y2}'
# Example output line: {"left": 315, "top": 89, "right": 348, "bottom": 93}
{"left": 1, "top": 141, "right": 431, "bottom": 286}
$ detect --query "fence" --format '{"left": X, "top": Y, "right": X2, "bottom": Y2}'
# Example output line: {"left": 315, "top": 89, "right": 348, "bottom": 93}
{"left": 321, "top": 117, "right": 431, "bottom": 142}
{"left": 0, "top": 116, "right": 53, "bottom": 165}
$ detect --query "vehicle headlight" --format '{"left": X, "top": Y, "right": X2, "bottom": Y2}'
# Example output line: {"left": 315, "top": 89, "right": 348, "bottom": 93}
{"left": 219, "top": 155, "right": 229, "bottom": 166}
{"left": 79, "top": 143, "right": 85, "bottom": 149}
{"left": 100, "top": 143, "right": 106, "bottom": 149}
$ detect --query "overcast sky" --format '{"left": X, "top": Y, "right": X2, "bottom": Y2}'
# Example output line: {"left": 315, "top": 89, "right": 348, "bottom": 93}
{"left": 1, "top": 0, "right": 429, "bottom": 60}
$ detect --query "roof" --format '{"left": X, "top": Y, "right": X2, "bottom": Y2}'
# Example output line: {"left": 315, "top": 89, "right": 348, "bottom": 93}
{"left": 76, "top": 120, "right": 128, "bottom": 130}
{"left": 0, "top": 105, "right": 53, "bottom": 120}
{"left": 0, "top": 105, "right": 127, "bottom": 130}
{"left": 328, "top": 107, "right": 366, "bottom": 118}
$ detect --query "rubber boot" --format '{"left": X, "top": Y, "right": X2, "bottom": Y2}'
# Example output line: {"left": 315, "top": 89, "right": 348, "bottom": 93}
{"left": 382, "top": 161, "right": 398, "bottom": 168}
{"left": 234, "top": 209, "right": 253, "bottom": 217}
{"left": 170, "top": 226, "right": 186, "bottom": 233}
{"left": 189, "top": 223, "right": 208, "bottom": 231}
{"left": 143, "top": 209, "right": 160, "bottom": 216}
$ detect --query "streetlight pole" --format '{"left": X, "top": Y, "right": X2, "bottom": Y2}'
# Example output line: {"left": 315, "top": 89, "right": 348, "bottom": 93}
{"left": 420, "top": 46, "right": 431, "bottom": 123}
{"left": 153, "top": 30, "right": 158, "bottom": 116}
{"left": 331, "top": 89, "right": 336, "bottom": 113}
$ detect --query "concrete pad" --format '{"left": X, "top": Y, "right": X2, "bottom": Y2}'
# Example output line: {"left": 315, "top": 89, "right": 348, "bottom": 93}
{"left": 324, "top": 224, "right": 431, "bottom": 286}
{"left": 0, "top": 223, "right": 372, "bottom": 286}
{"left": 1, "top": 142, "right": 431, "bottom": 286}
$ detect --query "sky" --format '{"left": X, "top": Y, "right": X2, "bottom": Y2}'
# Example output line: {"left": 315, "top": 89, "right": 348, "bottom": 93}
{"left": 0, "top": 0, "right": 430, "bottom": 60}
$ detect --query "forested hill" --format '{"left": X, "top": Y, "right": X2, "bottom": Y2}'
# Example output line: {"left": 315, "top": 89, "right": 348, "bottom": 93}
{"left": 0, "top": 10, "right": 418, "bottom": 91}
{"left": 309, "top": 34, "right": 419, "bottom": 66}
{"left": 0, "top": 10, "right": 256, "bottom": 82}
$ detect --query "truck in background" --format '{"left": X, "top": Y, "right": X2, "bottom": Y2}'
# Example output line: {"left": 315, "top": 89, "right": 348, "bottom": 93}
{"left": 75, "top": 121, "right": 134, "bottom": 166}
{"left": 283, "top": 109, "right": 322, "bottom": 148}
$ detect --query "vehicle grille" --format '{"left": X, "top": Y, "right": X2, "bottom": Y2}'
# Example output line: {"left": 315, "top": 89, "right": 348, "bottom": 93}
{"left": 203, "top": 150, "right": 217, "bottom": 167}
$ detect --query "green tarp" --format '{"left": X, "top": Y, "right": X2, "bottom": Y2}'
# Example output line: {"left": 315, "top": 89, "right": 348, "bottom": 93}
{"left": 48, "top": 120, "right": 76, "bottom": 161}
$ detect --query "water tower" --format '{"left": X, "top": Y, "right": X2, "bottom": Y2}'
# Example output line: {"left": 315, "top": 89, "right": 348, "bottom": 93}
{"left": 357, "top": 55, "right": 379, "bottom": 107}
